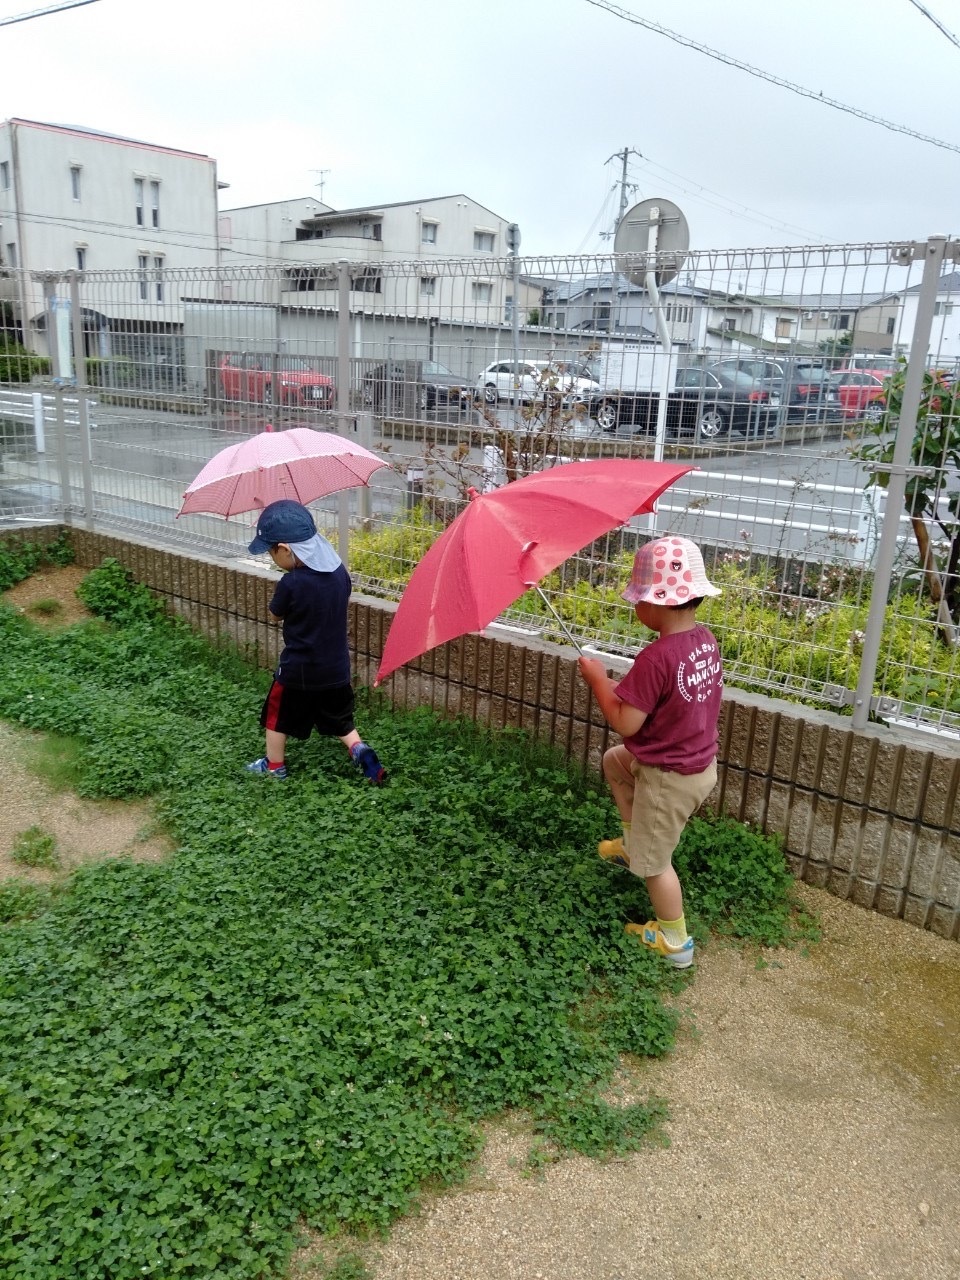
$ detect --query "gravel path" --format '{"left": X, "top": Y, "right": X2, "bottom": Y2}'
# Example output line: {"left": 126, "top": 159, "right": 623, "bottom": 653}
{"left": 321, "top": 886, "right": 960, "bottom": 1280}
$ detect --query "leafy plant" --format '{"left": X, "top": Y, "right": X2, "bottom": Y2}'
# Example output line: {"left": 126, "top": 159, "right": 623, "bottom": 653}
{"left": 0, "top": 554, "right": 808, "bottom": 1280}
{"left": 26, "top": 597, "right": 62, "bottom": 619}
{"left": 74, "top": 556, "right": 165, "bottom": 624}
{"left": 0, "top": 530, "right": 73, "bottom": 592}
{"left": 0, "top": 876, "right": 54, "bottom": 921}
{"left": 10, "top": 824, "right": 59, "bottom": 869}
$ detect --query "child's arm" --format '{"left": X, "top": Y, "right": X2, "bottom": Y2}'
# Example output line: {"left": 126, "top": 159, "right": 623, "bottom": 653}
{"left": 578, "top": 656, "right": 647, "bottom": 738}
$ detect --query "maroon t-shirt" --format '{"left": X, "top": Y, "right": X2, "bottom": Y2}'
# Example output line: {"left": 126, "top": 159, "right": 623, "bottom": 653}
{"left": 615, "top": 623, "right": 723, "bottom": 774}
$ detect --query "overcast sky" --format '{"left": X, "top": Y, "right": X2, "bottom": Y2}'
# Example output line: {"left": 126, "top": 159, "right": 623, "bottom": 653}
{"left": 3, "top": 0, "right": 960, "bottom": 258}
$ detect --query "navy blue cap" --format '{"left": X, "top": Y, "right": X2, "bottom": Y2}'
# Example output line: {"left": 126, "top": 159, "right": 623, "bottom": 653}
{"left": 248, "top": 500, "right": 317, "bottom": 554}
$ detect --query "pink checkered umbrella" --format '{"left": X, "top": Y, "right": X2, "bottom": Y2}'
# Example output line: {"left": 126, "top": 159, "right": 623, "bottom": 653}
{"left": 177, "top": 427, "right": 389, "bottom": 518}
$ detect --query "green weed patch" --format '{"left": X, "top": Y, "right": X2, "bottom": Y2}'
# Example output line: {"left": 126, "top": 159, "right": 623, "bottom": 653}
{"left": 0, "top": 556, "right": 808, "bottom": 1280}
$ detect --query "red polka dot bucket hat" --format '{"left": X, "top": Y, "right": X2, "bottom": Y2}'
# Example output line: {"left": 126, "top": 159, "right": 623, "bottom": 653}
{"left": 622, "top": 536, "right": 721, "bottom": 606}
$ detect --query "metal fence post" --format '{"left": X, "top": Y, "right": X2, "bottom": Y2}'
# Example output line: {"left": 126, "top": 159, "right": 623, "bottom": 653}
{"left": 41, "top": 276, "right": 72, "bottom": 516}
{"left": 355, "top": 411, "right": 373, "bottom": 521}
{"left": 851, "top": 236, "right": 948, "bottom": 729}
{"left": 336, "top": 260, "right": 352, "bottom": 564}
{"left": 69, "top": 271, "right": 95, "bottom": 530}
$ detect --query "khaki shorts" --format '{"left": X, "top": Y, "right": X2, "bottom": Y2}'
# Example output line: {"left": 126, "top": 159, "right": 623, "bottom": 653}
{"left": 625, "top": 757, "right": 717, "bottom": 877}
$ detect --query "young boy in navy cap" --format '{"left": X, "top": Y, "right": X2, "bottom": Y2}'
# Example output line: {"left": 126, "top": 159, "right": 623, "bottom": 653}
{"left": 245, "top": 499, "right": 386, "bottom": 785}
{"left": 578, "top": 536, "right": 723, "bottom": 968}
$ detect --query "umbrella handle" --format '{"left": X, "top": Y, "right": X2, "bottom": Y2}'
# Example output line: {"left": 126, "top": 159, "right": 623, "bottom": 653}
{"left": 532, "top": 584, "right": 584, "bottom": 654}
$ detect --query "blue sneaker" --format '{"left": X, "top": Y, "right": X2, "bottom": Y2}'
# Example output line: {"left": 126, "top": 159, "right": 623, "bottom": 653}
{"left": 624, "top": 920, "right": 694, "bottom": 969}
{"left": 350, "top": 742, "right": 387, "bottom": 786}
{"left": 245, "top": 756, "right": 287, "bottom": 780}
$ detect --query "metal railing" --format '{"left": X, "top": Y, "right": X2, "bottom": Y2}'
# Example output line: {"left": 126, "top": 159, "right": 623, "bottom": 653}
{"left": 2, "top": 237, "right": 960, "bottom": 734}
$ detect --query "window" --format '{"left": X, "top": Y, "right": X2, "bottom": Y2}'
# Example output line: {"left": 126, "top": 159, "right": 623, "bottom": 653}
{"left": 420, "top": 276, "right": 436, "bottom": 297}
{"left": 592, "top": 302, "right": 611, "bottom": 328}
{"left": 0, "top": 161, "right": 9, "bottom": 190}
{"left": 70, "top": 166, "right": 81, "bottom": 201}
{"left": 76, "top": 246, "right": 86, "bottom": 270}
{"left": 421, "top": 221, "right": 437, "bottom": 244}
{"left": 135, "top": 178, "right": 144, "bottom": 226}
{"left": 934, "top": 301, "right": 954, "bottom": 316}
{"left": 829, "top": 313, "right": 851, "bottom": 330}
{"left": 775, "top": 318, "right": 793, "bottom": 338}
{"left": 361, "top": 221, "right": 381, "bottom": 241}
{"left": 665, "top": 304, "right": 690, "bottom": 323}
{"left": 137, "top": 254, "right": 163, "bottom": 300}
{"left": 284, "top": 266, "right": 335, "bottom": 291}
{"left": 150, "top": 181, "right": 160, "bottom": 229}
{"left": 886, "top": 316, "right": 896, "bottom": 335}
{"left": 351, "top": 268, "right": 382, "bottom": 293}
{"left": 5, "top": 242, "right": 16, "bottom": 269}
{"left": 474, "top": 230, "right": 495, "bottom": 253}
{"left": 472, "top": 281, "right": 493, "bottom": 303}
{"left": 721, "top": 317, "right": 737, "bottom": 331}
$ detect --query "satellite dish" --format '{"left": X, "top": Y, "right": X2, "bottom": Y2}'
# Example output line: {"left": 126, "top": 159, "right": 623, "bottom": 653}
{"left": 614, "top": 197, "right": 690, "bottom": 287}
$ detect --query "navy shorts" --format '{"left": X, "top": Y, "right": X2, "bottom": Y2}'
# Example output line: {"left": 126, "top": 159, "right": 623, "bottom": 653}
{"left": 260, "top": 679, "right": 356, "bottom": 740}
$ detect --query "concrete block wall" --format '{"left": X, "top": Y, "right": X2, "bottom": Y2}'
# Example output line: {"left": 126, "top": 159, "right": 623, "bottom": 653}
{"left": 53, "top": 529, "right": 960, "bottom": 942}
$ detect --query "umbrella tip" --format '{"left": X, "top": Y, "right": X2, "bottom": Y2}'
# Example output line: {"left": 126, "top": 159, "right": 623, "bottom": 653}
{"left": 265, "top": 423, "right": 275, "bottom": 433}
{"left": 466, "top": 486, "right": 480, "bottom": 500}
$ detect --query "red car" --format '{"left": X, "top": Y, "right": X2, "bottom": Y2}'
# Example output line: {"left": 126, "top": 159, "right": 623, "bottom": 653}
{"left": 829, "top": 370, "right": 887, "bottom": 421}
{"left": 218, "top": 353, "right": 335, "bottom": 408}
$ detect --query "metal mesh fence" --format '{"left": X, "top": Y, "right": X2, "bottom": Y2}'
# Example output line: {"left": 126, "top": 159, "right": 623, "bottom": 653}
{"left": 2, "top": 238, "right": 959, "bottom": 733}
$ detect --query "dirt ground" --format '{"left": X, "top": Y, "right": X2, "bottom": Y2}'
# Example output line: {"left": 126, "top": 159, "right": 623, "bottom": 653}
{"left": 0, "top": 565, "right": 172, "bottom": 883}
{"left": 3, "top": 567, "right": 960, "bottom": 1280}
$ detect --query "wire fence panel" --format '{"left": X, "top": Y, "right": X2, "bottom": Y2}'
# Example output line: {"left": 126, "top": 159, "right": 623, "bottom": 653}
{"left": 2, "top": 240, "right": 959, "bottom": 732}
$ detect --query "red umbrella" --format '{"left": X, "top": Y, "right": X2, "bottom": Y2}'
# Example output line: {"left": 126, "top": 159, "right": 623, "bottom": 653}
{"left": 374, "top": 458, "right": 695, "bottom": 685}
{"left": 177, "top": 427, "right": 388, "bottom": 518}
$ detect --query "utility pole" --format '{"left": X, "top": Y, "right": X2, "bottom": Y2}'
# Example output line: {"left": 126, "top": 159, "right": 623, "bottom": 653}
{"left": 604, "top": 146, "right": 642, "bottom": 236}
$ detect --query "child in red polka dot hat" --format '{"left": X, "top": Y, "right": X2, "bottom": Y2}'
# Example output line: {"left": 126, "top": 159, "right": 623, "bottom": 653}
{"left": 578, "top": 536, "right": 723, "bottom": 969}
{"left": 622, "top": 535, "right": 722, "bottom": 607}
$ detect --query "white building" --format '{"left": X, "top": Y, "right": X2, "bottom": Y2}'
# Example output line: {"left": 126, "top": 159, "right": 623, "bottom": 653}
{"left": 0, "top": 117, "right": 221, "bottom": 370}
{"left": 219, "top": 194, "right": 521, "bottom": 323}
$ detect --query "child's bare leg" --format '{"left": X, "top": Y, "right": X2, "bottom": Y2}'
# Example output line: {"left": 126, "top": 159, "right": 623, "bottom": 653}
{"left": 602, "top": 744, "right": 637, "bottom": 822}
{"left": 339, "top": 729, "right": 361, "bottom": 752}
{"left": 645, "top": 866, "right": 684, "bottom": 922}
{"left": 265, "top": 728, "right": 287, "bottom": 763}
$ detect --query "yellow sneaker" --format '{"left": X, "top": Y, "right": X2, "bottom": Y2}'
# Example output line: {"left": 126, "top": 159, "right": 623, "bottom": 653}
{"left": 624, "top": 920, "right": 695, "bottom": 969}
{"left": 597, "top": 837, "right": 629, "bottom": 868}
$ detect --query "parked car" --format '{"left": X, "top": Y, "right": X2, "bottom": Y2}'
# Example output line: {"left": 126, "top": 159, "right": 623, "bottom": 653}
{"left": 218, "top": 353, "right": 334, "bottom": 408}
{"left": 475, "top": 359, "right": 600, "bottom": 407}
{"left": 589, "top": 365, "right": 779, "bottom": 440}
{"left": 829, "top": 369, "right": 888, "bottom": 421}
{"left": 673, "top": 365, "right": 780, "bottom": 438}
{"left": 841, "top": 355, "right": 897, "bottom": 376}
{"left": 361, "top": 359, "right": 473, "bottom": 413}
{"left": 709, "top": 356, "right": 841, "bottom": 423}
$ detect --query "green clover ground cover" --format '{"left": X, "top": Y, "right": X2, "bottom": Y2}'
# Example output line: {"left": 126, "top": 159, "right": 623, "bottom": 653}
{"left": 0, "top": 558, "right": 810, "bottom": 1280}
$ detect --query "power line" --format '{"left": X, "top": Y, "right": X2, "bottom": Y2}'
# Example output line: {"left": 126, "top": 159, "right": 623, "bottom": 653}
{"left": 629, "top": 156, "right": 835, "bottom": 243}
{"left": 582, "top": 0, "right": 960, "bottom": 156}
{"left": 906, "top": 0, "right": 960, "bottom": 50}
{"left": 0, "top": 0, "right": 100, "bottom": 28}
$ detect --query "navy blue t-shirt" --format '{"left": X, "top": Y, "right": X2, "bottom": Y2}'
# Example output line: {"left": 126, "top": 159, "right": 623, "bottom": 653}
{"left": 269, "top": 563, "right": 352, "bottom": 690}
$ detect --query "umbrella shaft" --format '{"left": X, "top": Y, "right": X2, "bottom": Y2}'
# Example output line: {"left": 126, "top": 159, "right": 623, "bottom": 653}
{"left": 534, "top": 585, "right": 583, "bottom": 654}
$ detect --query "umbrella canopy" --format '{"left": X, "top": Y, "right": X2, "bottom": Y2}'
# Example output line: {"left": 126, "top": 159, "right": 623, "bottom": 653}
{"left": 374, "top": 458, "right": 695, "bottom": 685}
{"left": 177, "top": 427, "right": 388, "bottom": 518}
